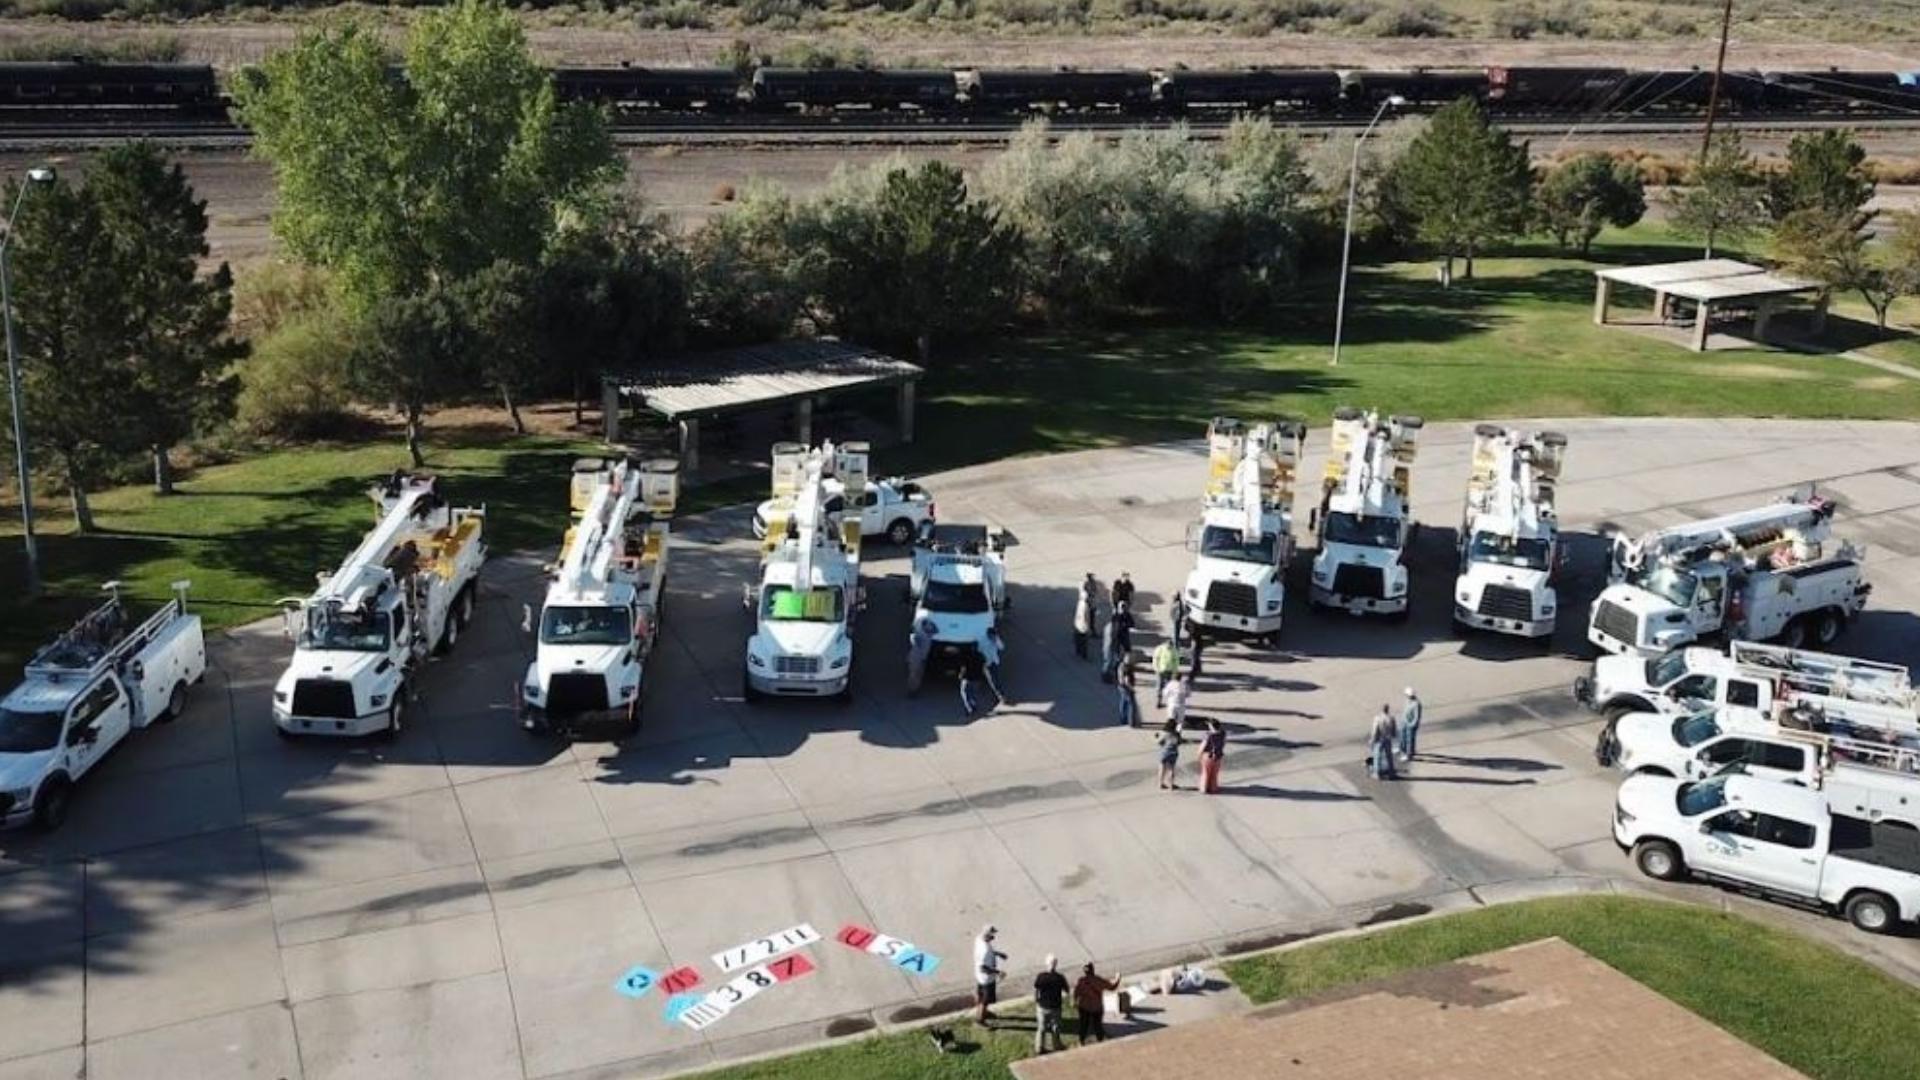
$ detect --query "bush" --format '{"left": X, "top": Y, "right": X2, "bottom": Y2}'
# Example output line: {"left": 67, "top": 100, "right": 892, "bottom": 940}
{"left": 1538, "top": 0, "right": 1589, "bottom": 36}
{"left": 235, "top": 315, "right": 358, "bottom": 440}
{"left": 232, "top": 259, "right": 330, "bottom": 339}
{"left": 0, "top": 33, "right": 185, "bottom": 61}
{"left": 1365, "top": 1, "right": 1452, "bottom": 37}
{"left": 979, "top": 0, "right": 1089, "bottom": 25}
{"left": 1492, "top": 4, "right": 1537, "bottom": 39}
{"left": 771, "top": 40, "right": 875, "bottom": 69}
{"left": 634, "top": 0, "right": 709, "bottom": 28}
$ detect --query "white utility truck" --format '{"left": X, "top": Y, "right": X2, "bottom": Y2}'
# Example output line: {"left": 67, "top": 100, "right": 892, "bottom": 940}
{"left": 273, "top": 474, "right": 486, "bottom": 738}
{"left": 1614, "top": 772, "right": 1920, "bottom": 934}
{"left": 743, "top": 442, "right": 867, "bottom": 702}
{"left": 909, "top": 523, "right": 1010, "bottom": 686}
{"left": 1451, "top": 425, "right": 1567, "bottom": 638}
{"left": 1587, "top": 490, "right": 1868, "bottom": 657}
{"left": 1309, "top": 407, "right": 1422, "bottom": 617}
{"left": 520, "top": 457, "right": 679, "bottom": 738}
{"left": 1, "top": 582, "right": 205, "bottom": 830}
{"left": 1181, "top": 417, "right": 1305, "bottom": 643}
{"left": 752, "top": 475, "right": 934, "bottom": 546}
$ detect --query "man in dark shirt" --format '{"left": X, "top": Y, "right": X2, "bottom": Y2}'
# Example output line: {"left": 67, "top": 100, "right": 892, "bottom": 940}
{"left": 1111, "top": 572, "right": 1135, "bottom": 609}
{"left": 1074, "top": 961, "right": 1121, "bottom": 1044}
{"left": 1032, "top": 954, "right": 1069, "bottom": 1054}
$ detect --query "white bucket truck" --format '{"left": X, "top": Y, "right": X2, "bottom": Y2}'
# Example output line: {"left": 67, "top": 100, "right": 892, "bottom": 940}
{"left": 1587, "top": 490, "right": 1868, "bottom": 657}
{"left": 1452, "top": 425, "right": 1567, "bottom": 638}
{"left": 1309, "top": 407, "right": 1422, "bottom": 617}
{"left": 520, "top": 457, "right": 678, "bottom": 738}
{"left": 1181, "top": 417, "right": 1304, "bottom": 644}
{"left": 1, "top": 582, "right": 205, "bottom": 830}
{"left": 908, "top": 523, "right": 1009, "bottom": 686}
{"left": 743, "top": 441, "right": 866, "bottom": 702}
{"left": 752, "top": 474, "right": 934, "bottom": 546}
{"left": 273, "top": 474, "right": 486, "bottom": 738}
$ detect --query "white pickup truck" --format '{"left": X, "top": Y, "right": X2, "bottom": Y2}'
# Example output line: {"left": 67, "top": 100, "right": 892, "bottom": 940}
{"left": 752, "top": 477, "right": 933, "bottom": 546}
{"left": 1614, "top": 772, "right": 1920, "bottom": 934}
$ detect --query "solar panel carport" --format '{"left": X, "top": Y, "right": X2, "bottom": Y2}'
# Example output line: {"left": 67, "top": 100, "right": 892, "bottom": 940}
{"left": 1593, "top": 259, "right": 1822, "bottom": 352}
{"left": 602, "top": 341, "right": 922, "bottom": 471}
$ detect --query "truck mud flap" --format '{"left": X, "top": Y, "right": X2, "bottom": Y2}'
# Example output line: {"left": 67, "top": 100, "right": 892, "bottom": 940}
{"left": 1594, "top": 717, "right": 1620, "bottom": 768}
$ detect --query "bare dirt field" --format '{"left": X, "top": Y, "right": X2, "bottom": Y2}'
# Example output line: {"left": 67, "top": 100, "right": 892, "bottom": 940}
{"left": 5, "top": 18, "right": 1920, "bottom": 72}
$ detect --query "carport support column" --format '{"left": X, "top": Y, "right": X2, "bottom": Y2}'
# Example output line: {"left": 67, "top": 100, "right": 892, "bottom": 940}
{"left": 602, "top": 380, "right": 621, "bottom": 444}
{"left": 796, "top": 396, "right": 813, "bottom": 445}
{"left": 1652, "top": 288, "right": 1667, "bottom": 323}
{"left": 1593, "top": 277, "right": 1612, "bottom": 325}
{"left": 1753, "top": 297, "right": 1777, "bottom": 342}
{"left": 1692, "top": 300, "right": 1712, "bottom": 352}
{"left": 897, "top": 379, "right": 916, "bottom": 444}
{"left": 679, "top": 418, "right": 700, "bottom": 472}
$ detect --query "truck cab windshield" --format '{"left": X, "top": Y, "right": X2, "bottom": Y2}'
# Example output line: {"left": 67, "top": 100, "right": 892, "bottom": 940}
{"left": 1647, "top": 649, "right": 1690, "bottom": 688}
{"left": 1631, "top": 564, "right": 1697, "bottom": 608}
{"left": 763, "top": 586, "right": 845, "bottom": 623}
{"left": 1200, "top": 526, "right": 1278, "bottom": 565}
{"left": 1677, "top": 776, "right": 1729, "bottom": 816}
{"left": 1323, "top": 512, "right": 1399, "bottom": 549}
{"left": 541, "top": 606, "right": 631, "bottom": 646}
{"left": 304, "top": 607, "right": 391, "bottom": 652}
{"left": 0, "top": 707, "right": 63, "bottom": 753}
{"left": 924, "top": 580, "right": 991, "bottom": 613}
{"left": 1673, "top": 712, "right": 1721, "bottom": 748}
{"left": 1468, "top": 532, "right": 1551, "bottom": 570}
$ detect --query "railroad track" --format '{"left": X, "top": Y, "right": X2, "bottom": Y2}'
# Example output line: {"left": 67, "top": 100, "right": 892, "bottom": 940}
{"left": 6, "top": 108, "right": 1920, "bottom": 148}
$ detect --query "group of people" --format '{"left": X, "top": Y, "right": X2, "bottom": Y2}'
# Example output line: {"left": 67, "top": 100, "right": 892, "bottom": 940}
{"left": 974, "top": 924, "right": 1127, "bottom": 1054}
{"left": 1367, "top": 686, "right": 1424, "bottom": 780}
{"left": 907, "top": 619, "right": 1010, "bottom": 716}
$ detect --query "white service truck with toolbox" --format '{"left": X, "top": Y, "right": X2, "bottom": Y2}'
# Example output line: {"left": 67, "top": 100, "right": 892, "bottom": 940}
{"left": 1587, "top": 490, "right": 1868, "bottom": 657}
{"left": 751, "top": 474, "right": 933, "bottom": 546}
{"left": 1181, "top": 417, "right": 1304, "bottom": 644}
{"left": 1452, "top": 425, "right": 1567, "bottom": 638}
{"left": 1614, "top": 772, "right": 1920, "bottom": 934}
{"left": 744, "top": 441, "right": 867, "bottom": 702}
{"left": 520, "top": 457, "right": 678, "bottom": 738}
{"left": 274, "top": 474, "right": 486, "bottom": 738}
{"left": 1309, "top": 407, "right": 1422, "bottom": 617}
{"left": 0, "top": 582, "right": 205, "bottom": 831}
{"left": 909, "top": 523, "right": 1009, "bottom": 687}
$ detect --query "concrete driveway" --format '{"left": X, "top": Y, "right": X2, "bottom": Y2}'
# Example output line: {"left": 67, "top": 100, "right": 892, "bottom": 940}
{"left": 4, "top": 418, "right": 1920, "bottom": 1080}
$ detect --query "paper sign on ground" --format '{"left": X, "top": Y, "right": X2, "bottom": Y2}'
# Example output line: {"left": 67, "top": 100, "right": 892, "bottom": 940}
{"left": 614, "top": 965, "right": 659, "bottom": 999}
{"left": 677, "top": 953, "right": 816, "bottom": 1031}
{"left": 712, "top": 923, "right": 821, "bottom": 973}
{"left": 834, "top": 924, "right": 942, "bottom": 977}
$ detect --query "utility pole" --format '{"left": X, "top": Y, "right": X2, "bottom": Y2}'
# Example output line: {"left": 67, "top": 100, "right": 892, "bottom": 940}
{"left": 1699, "top": 0, "right": 1735, "bottom": 162}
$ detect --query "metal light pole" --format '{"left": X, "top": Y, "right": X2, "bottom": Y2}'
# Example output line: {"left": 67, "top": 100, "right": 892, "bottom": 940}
{"left": 2, "top": 165, "right": 56, "bottom": 599}
{"left": 1331, "top": 96, "right": 1404, "bottom": 368}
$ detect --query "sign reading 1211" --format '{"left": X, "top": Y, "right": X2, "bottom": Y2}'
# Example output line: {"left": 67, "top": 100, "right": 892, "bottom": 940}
{"left": 712, "top": 923, "right": 821, "bottom": 973}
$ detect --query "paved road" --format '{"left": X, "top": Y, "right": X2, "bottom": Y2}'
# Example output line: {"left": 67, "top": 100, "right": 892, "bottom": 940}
{"left": 4, "top": 418, "right": 1920, "bottom": 1080}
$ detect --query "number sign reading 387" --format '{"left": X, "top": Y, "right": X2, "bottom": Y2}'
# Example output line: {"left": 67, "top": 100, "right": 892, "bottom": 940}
{"left": 676, "top": 953, "right": 815, "bottom": 1032}
{"left": 711, "top": 923, "right": 821, "bottom": 973}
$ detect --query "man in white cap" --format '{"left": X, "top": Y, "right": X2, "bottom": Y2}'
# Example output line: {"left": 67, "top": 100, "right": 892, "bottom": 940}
{"left": 1032, "top": 953, "right": 1069, "bottom": 1053}
{"left": 973, "top": 924, "right": 1006, "bottom": 1026}
{"left": 1399, "top": 686, "right": 1423, "bottom": 761}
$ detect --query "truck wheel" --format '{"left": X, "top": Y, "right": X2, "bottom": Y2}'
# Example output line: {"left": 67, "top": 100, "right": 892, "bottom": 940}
{"left": 742, "top": 668, "right": 761, "bottom": 705}
{"left": 1778, "top": 618, "right": 1807, "bottom": 649}
{"left": 886, "top": 518, "right": 915, "bottom": 546}
{"left": 1811, "top": 609, "right": 1843, "bottom": 647}
{"left": 1632, "top": 839, "right": 1685, "bottom": 881}
{"left": 1602, "top": 700, "right": 1648, "bottom": 724}
{"left": 32, "top": 777, "right": 72, "bottom": 832}
{"left": 1844, "top": 891, "right": 1897, "bottom": 934}
{"left": 164, "top": 682, "right": 188, "bottom": 722}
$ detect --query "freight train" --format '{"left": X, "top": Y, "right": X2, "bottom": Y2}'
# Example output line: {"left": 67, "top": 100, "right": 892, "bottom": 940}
{"left": 4, "top": 59, "right": 1917, "bottom": 121}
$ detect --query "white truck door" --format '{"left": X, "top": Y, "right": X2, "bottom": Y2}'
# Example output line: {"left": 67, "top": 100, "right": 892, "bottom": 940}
{"left": 860, "top": 486, "right": 884, "bottom": 536}
{"left": 1691, "top": 575, "right": 1727, "bottom": 636}
{"left": 1744, "top": 812, "right": 1823, "bottom": 895}
{"left": 1696, "top": 737, "right": 1805, "bottom": 785}
{"left": 1721, "top": 677, "right": 1767, "bottom": 726}
{"left": 63, "top": 677, "right": 129, "bottom": 780}
{"left": 1693, "top": 809, "right": 1762, "bottom": 879}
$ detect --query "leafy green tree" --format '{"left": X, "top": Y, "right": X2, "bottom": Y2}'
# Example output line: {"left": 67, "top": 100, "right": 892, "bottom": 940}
{"left": 454, "top": 261, "right": 542, "bottom": 434}
{"left": 1774, "top": 208, "right": 1900, "bottom": 329}
{"left": 1535, "top": 152, "right": 1646, "bottom": 255}
{"left": 1765, "top": 129, "right": 1875, "bottom": 227}
{"left": 1216, "top": 117, "right": 1315, "bottom": 317}
{"left": 5, "top": 176, "right": 142, "bottom": 532}
{"left": 803, "top": 161, "right": 1021, "bottom": 361}
{"left": 1889, "top": 209, "right": 1920, "bottom": 306}
{"left": 85, "top": 142, "right": 245, "bottom": 494}
{"left": 233, "top": 0, "right": 620, "bottom": 310}
{"left": 539, "top": 213, "right": 688, "bottom": 425}
{"left": 346, "top": 285, "right": 468, "bottom": 467}
{"left": 1667, "top": 133, "right": 1765, "bottom": 259}
{"left": 1390, "top": 98, "right": 1533, "bottom": 283}
{"left": 684, "top": 181, "right": 809, "bottom": 345}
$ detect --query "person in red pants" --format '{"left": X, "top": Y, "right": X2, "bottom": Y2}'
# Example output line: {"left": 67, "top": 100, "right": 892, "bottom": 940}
{"left": 1199, "top": 718, "right": 1226, "bottom": 794}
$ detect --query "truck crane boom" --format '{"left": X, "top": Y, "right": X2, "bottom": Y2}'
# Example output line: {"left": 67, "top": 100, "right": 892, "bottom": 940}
{"left": 1614, "top": 491, "right": 1835, "bottom": 577}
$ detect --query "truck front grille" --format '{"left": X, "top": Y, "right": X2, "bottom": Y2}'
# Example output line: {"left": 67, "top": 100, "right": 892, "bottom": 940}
{"left": 1477, "top": 584, "right": 1534, "bottom": 620}
{"left": 291, "top": 679, "right": 357, "bottom": 719}
{"left": 1593, "top": 600, "right": 1638, "bottom": 645}
{"left": 776, "top": 655, "right": 820, "bottom": 676}
{"left": 1332, "top": 564, "right": 1385, "bottom": 600}
{"left": 547, "top": 672, "right": 609, "bottom": 715}
{"left": 1205, "top": 581, "right": 1259, "bottom": 617}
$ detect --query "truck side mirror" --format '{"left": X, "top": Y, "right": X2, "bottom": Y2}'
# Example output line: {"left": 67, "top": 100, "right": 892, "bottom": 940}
{"left": 1184, "top": 522, "right": 1201, "bottom": 554}
{"left": 1308, "top": 509, "right": 1320, "bottom": 532}
{"left": 521, "top": 604, "right": 534, "bottom": 634}
{"left": 1698, "top": 822, "right": 1715, "bottom": 836}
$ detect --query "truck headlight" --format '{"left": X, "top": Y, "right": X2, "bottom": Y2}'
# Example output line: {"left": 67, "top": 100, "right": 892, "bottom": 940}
{"left": 369, "top": 694, "right": 387, "bottom": 708}
{"left": 1456, "top": 591, "right": 1471, "bottom": 604}
{"left": 522, "top": 682, "right": 541, "bottom": 701}
{"left": 1312, "top": 569, "right": 1330, "bottom": 584}
{"left": 620, "top": 684, "right": 637, "bottom": 700}
{"left": 1264, "top": 599, "right": 1281, "bottom": 612}
{"left": 273, "top": 690, "right": 288, "bottom": 703}
{"left": 829, "top": 654, "right": 850, "bottom": 670}
{"left": 2, "top": 786, "right": 31, "bottom": 804}
{"left": 1184, "top": 587, "right": 1199, "bottom": 601}
{"left": 748, "top": 654, "right": 767, "bottom": 669}
{"left": 1540, "top": 603, "right": 1556, "bottom": 616}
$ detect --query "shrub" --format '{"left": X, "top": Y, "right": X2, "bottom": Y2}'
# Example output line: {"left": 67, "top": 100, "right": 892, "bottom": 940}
{"left": 235, "top": 314, "right": 358, "bottom": 440}
{"left": 232, "top": 259, "right": 330, "bottom": 339}
{"left": 634, "top": 0, "right": 709, "bottom": 28}
{"left": 0, "top": 33, "right": 185, "bottom": 61}
{"left": 1365, "top": 1, "right": 1452, "bottom": 37}
{"left": 771, "top": 39, "right": 875, "bottom": 69}
{"left": 1492, "top": 4, "right": 1537, "bottom": 39}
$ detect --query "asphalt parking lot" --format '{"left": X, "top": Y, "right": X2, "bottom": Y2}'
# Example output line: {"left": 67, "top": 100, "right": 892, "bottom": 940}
{"left": 5, "top": 417, "right": 1920, "bottom": 1080}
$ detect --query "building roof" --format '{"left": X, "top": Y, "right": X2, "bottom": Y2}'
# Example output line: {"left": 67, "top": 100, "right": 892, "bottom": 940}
{"left": 1595, "top": 259, "right": 1818, "bottom": 302}
{"left": 607, "top": 341, "right": 922, "bottom": 422}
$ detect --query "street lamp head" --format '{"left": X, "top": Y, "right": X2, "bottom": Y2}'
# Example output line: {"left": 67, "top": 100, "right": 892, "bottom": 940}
{"left": 25, "top": 167, "right": 55, "bottom": 184}
{"left": 1385, "top": 95, "right": 1407, "bottom": 107}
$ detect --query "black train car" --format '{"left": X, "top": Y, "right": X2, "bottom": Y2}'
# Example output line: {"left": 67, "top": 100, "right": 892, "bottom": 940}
{"left": 750, "top": 68, "right": 958, "bottom": 110}
{"left": 1485, "top": 66, "right": 1628, "bottom": 112}
{"left": 1619, "top": 68, "right": 1766, "bottom": 112}
{"left": 0, "top": 62, "right": 219, "bottom": 107}
{"left": 1156, "top": 68, "right": 1343, "bottom": 112}
{"left": 552, "top": 67, "right": 744, "bottom": 110}
{"left": 962, "top": 69, "right": 1157, "bottom": 112}
{"left": 1761, "top": 70, "right": 1915, "bottom": 112}
{"left": 1341, "top": 68, "right": 1488, "bottom": 109}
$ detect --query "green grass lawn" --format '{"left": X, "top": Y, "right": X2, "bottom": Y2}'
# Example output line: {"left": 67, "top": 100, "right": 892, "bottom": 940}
{"left": 683, "top": 896, "right": 1920, "bottom": 1080}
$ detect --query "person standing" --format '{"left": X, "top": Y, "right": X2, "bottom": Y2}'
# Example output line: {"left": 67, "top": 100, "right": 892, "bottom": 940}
{"left": 907, "top": 618, "right": 935, "bottom": 695}
{"left": 1080, "top": 573, "right": 1105, "bottom": 627}
{"left": 1199, "top": 718, "right": 1226, "bottom": 795}
{"left": 1168, "top": 591, "right": 1188, "bottom": 647}
{"left": 1111, "top": 572, "right": 1135, "bottom": 611}
{"left": 1072, "top": 590, "right": 1093, "bottom": 660}
{"left": 1074, "top": 962, "right": 1120, "bottom": 1046}
{"left": 1033, "top": 955, "right": 1069, "bottom": 1054}
{"left": 1112, "top": 600, "right": 1135, "bottom": 655}
{"left": 1399, "top": 686, "right": 1423, "bottom": 761}
{"left": 1117, "top": 660, "right": 1140, "bottom": 728}
{"left": 959, "top": 649, "right": 987, "bottom": 716}
{"left": 1151, "top": 638, "right": 1179, "bottom": 697}
{"left": 979, "top": 628, "right": 1010, "bottom": 707}
{"left": 1368, "top": 705, "right": 1399, "bottom": 780}
{"left": 973, "top": 925, "right": 1006, "bottom": 1026}
{"left": 1157, "top": 718, "right": 1184, "bottom": 790}
{"left": 1162, "top": 673, "right": 1192, "bottom": 727}
{"left": 1187, "top": 627, "right": 1206, "bottom": 678}
{"left": 1100, "top": 614, "right": 1121, "bottom": 684}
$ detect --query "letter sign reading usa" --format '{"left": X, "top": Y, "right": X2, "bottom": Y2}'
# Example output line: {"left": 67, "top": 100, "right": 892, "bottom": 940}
{"left": 834, "top": 924, "right": 941, "bottom": 977}
{"left": 712, "top": 923, "right": 821, "bottom": 973}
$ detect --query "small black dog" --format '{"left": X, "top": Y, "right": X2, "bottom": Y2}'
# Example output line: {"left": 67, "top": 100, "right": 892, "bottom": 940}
{"left": 927, "top": 1027, "right": 956, "bottom": 1053}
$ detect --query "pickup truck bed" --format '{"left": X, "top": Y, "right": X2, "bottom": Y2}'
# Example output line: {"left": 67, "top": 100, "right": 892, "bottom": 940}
{"left": 1832, "top": 815, "right": 1920, "bottom": 875}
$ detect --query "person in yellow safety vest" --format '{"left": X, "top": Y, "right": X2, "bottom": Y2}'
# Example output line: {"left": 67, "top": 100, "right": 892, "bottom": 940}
{"left": 1152, "top": 639, "right": 1180, "bottom": 698}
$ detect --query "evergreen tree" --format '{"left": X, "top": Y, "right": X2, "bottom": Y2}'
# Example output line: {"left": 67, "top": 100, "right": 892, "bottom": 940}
{"left": 1390, "top": 98, "right": 1533, "bottom": 283}
{"left": 1667, "top": 133, "right": 1765, "bottom": 259}
{"left": 1535, "top": 152, "right": 1646, "bottom": 255}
